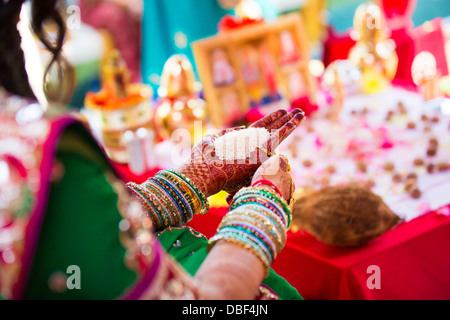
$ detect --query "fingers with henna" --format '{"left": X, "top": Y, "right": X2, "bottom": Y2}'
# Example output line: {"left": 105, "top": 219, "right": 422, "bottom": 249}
{"left": 249, "top": 109, "right": 287, "bottom": 128}
{"left": 266, "top": 108, "right": 304, "bottom": 131}
{"left": 266, "top": 112, "right": 305, "bottom": 151}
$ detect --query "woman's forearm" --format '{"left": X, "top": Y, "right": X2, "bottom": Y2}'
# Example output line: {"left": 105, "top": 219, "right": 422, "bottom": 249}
{"left": 196, "top": 184, "right": 291, "bottom": 299}
{"left": 195, "top": 241, "right": 265, "bottom": 300}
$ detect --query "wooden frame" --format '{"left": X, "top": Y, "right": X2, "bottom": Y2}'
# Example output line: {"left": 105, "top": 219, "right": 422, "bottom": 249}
{"left": 193, "top": 13, "right": 316, "bottom": 128}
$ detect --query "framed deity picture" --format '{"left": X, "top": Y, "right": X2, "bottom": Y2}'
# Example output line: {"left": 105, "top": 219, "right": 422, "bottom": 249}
{"left": 193, "top": 13, "right": 317, "bottom": 128}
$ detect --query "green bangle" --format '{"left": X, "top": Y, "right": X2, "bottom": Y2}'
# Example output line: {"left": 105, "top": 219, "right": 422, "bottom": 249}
{"left": 152, "top": 177, "right": 193, "bottom": 223}
{"left": 229, "top": 193, "right": 289, "bottom": 227}
{"left": 231, "top": 187, "right": 291, "bottom": 227}
{"left": 156, "top": 171, "right": 197, "bottom": 215}
{"left": 126, "top": 182, "right": 160, "bottom": 228}
{"left": 230, "top": 197, "right": 288, "bottom": 227}
{"left": 236, "top": 187, "right": 290, "bottom": 215}
{"left": 145, "top": 181, "right": 183, "bottom": 226}
{"left": 222, "top": 209, "right": 285, "bottom": 253}
{"left": 168, "top": 170, "right": 209, "bottom": 214}
{"left": 128, "top": 182, "right": 167, "bottom": 229}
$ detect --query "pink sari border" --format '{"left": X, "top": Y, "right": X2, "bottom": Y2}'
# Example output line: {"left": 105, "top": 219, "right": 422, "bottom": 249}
{"left": 122, "top": 242, "right": 164, "bottom": 300}
{"left": 12, "top": 116, "right": 77, "bottom": 299}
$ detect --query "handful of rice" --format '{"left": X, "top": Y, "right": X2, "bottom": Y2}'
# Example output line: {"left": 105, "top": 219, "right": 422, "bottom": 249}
{"left": 214, "top": 128, "right": 270, "bottom": 160}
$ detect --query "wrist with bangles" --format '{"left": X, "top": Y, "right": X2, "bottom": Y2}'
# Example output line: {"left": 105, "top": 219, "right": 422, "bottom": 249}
{"left": 253, "top": 181, "right": 296, "bottom": 212}
{"left": 252, "top": 179, "right": 284, "bottom": 198}
{"left": 208, "top": 186, "right": 291, "bottom": 278}
{"left": 126, "top": 170, "right": 210, "bottom": 230}
{"left": 251, "top": 160, "right": 296, "bottom": 212}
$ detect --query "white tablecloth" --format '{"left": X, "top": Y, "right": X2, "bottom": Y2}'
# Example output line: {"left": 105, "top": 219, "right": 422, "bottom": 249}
{"left": 281, "top": 86, "right": 450, "bottom": 221}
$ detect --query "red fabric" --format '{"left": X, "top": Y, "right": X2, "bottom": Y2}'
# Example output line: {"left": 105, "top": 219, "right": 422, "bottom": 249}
{"left": 290, "top": 96, "right": 319, "bottom": 117}
{"left": 187, "top": 204, "right": 450, "bottom": 300}
{"left": 322, "top": 18, "right": 448, "bottom": 87}
{"left": 218, "top": 14, "right": 264, "bottom": 32}
{"left": 391, "top": 18, "right": 448, "bottom": 86}
{"left": 380, "top": 0, "right": 416, "bottom": 31}
{"left": 322, "top": 27, "right": 356, "bottom": 67}
{"left": 109, "top": 162, "right": 160, "bottom": 184}
{"left": 252, "top": 179, "right": 283, "bottom": 197}
{"left": 244, "top": 96, "right": 319, "bottom": 124}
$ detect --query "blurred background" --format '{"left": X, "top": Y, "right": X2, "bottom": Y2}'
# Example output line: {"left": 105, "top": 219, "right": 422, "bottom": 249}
{"left": 63, "top": 0, "right": 450, "bottom": 108}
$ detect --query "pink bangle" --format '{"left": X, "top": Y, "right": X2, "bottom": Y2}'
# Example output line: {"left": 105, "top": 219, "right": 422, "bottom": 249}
{"left": 251, "top": 180, "right": 283, "bottom": 198}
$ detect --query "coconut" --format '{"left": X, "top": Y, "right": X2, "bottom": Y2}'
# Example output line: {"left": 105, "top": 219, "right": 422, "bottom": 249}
{"left": 291, "top": 184, "right": 402, "bottom": 246}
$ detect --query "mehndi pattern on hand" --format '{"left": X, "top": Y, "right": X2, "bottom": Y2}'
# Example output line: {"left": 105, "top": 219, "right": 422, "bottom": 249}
{"left": 177, "top": 108, "right": 305, "bottom": 198}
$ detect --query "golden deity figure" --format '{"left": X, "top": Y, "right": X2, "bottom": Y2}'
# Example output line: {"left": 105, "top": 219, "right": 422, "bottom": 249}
{"left": 101, "top": 49, "right": 131, "bottom": 99}
{"left": 348, "top": 2, "right": 398, "bottom": 92}
{"left": 84, "top": 49, "right": 153, "bottom": 163}
{"left": 154, "top": 54, "right": 207, "bottom": 143}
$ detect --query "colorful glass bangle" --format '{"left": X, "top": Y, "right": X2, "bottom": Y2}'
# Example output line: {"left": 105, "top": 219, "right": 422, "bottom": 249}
{"left": 228, "top": 205, "right": 287, "bottom": 248}
{"left": 230, "top": 188, "right": 291, "bottom": 227}
{"left": 230, "top": 192, "right": 286, "bottom": 216}
{"left": 244, "top": 207, "right": 286, "bottom": 243}
{"left": 126, "top": 182, "right": 160, "bottom": 227}
{"left": 155, "top": 171, "right": 197, "bottom": 210}
{"left": 229, "top": 194, "right": 289, "bottom": 224}
{"left": 144, "top": 181, "right": 178, "bottom": 227}
{"left": 240, "top": 206, "right": 286, "bottom": 234}
{"left": 237, "top": 187, "right": 290, "bottom": 216}
{"left": 208, "top": 206, "right": 289, "bottom": 279}
{"left": 153, "top": 181, "right": 186, "bottom": 225}
{"left": 217, "top": 217, "right": 281, "bottom": 263}
{"left": 230, "top": 197, "right": 288, "bottom": 227}
{"left": 169, "top": 170, "right": 207, "bottom": 203}
{"left": 152, "top": 177, "right": 193, "bottom": 223}
{"left": 127, "top": 182, "right": 163, "bottom": 226}
{"left": 144, "top": 183, "right": 173, "bottom": 228}
{"left": 221, "top": 210, "right": 285, "bottom": 253}
{"left": 251, "top": 179, "right": 283, "bottom": 198}
{"left": 145, "top": 181, "right": 183, "bottom": 226}
{"left": 159, "top": 170, "right": 201, "bottom": 213}
{"left": 209, "top": 231, "right": 271, "bottom": 272}
{"left": 168, "top": 170, "right": 209, "bottom": 214}
{"left": 129, "top": 179, "right": 187, "bottom": 229}
{"left": 220, "top": 208, "right": 286, "bottom": 256}
{"left": 208, "top": 230, "right": 271, "bottom": 278}
{"left": 218, "top": 217, "right": 277, "bottom": 254}
{"left": 128, "top": 182, "right": 168, "bottom": 229}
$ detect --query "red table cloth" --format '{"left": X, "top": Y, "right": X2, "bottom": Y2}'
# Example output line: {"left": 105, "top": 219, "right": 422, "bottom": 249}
{"left": 187, "top": 204, "right": 450, "bottom": 300}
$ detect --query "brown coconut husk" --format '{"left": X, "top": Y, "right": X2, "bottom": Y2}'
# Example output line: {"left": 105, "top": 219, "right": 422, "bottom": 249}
{"left": 291, "top": 184, "right": 403, "bottom": 247}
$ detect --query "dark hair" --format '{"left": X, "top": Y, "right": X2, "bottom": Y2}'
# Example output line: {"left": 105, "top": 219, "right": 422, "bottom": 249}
{"left": 0, "top": 0, "right": 73, "bottom": 102}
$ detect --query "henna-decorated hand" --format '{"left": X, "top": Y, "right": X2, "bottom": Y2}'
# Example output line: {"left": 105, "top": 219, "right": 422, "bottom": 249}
{"left": 177, "top": 108, "right": 305, "bottom": 197}
{"left": 251, "top": 155, "right": 294, "bottom": 202}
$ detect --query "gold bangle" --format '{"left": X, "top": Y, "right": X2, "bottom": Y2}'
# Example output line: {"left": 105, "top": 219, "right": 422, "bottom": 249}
{"left": 288, "top": 177, "right": 295, "bottom": 212}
